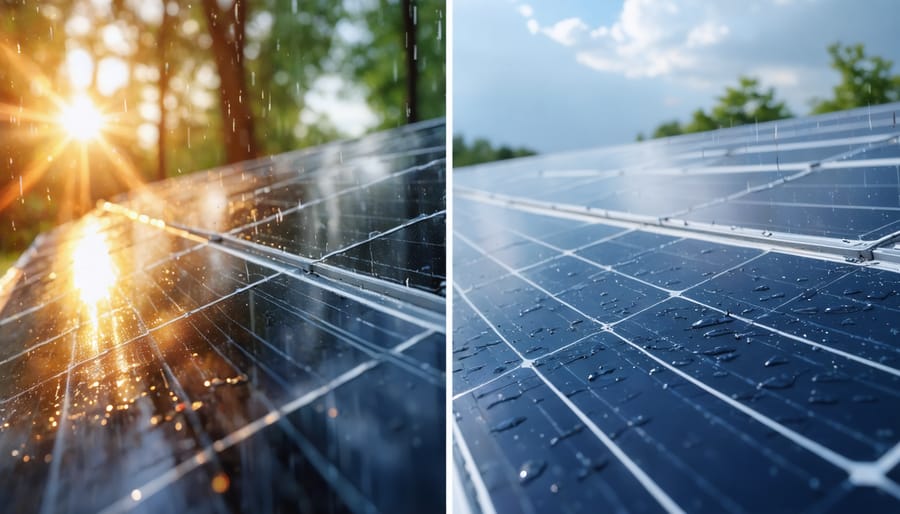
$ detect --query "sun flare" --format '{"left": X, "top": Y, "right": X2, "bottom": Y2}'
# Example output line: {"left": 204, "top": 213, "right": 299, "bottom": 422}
{"left": 58, "top": 95, "right": 105, "bottom": 142}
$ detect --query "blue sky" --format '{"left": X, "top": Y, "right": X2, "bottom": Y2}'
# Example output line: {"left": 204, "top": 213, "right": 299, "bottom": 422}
{"left": 454, "top": 0, "right": 900, "bottom": 153}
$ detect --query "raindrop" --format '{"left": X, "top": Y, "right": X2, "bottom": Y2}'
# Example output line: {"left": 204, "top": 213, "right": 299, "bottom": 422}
{"left": 518, "top": 460, "right": 546, "bottom": 484}
{"left": 811, "top": 371, "right": 847, "bottom": 383}
{"left": 491, "top": 416, "right": 526, "bottom": 433}
{"left": 757, "top": 374, "right": 796, "bottom": 390}
{"left": 798, "top": 288, "right": 817, "bottom": 300}
{"left": 519, "top": 304, "right": 542, "bottom": 317}
{"left": 566, "top": 388, "right": 587, "bottom": 398}
{"left": 701, "top": 345, "right": 736, "bottom": 356}
{"left": 691, "top": 314, "right": 732, "bottom": 329}
{"left": 628, "top": 415, "right": 650, "bottom": 428}
{"left": 485, "top": 392, "right": 522, "bottom": 409}
{"left": 764, "top": 356, "right": 788, "bottom": 367}
{"left": 550, "top": 423, "right": 583, "bottom": 446}
{"left": 866, "top": 290, "right": 894, "bottom": 301}
{"left": 587, "top": 367, "right": 614, "bottom": 381}
{"left": 703, "top": 328, "right": 734, "bottom": 338}
{"left": 824, "top": 304, "right": 860, "bottom": 314}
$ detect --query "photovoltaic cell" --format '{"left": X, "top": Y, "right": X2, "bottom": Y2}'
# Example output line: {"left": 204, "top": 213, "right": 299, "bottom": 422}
{"left": 0, "top": 119, "right": 446, "bottom": 513}
{"left": 453, "top": 104, "right": 900, "bottom": 513}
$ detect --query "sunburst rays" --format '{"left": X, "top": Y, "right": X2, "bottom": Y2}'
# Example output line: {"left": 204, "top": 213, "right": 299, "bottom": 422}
{"left": 0, "top": 42, "right": 151, "bottom": 217}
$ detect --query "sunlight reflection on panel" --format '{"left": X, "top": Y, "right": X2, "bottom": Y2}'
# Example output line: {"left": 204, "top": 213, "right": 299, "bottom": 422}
{"left": 72, "top": 219, "right": 117, "bottom": 307}
{"left": 71, "top": 217, "right": 119, "bottom": 357}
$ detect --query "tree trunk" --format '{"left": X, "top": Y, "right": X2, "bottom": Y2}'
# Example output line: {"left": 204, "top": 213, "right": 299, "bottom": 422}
{"left": 403, "top": 0, "right": 418, "bottom": 123}
{"left": 157, "top": 6, "right": 171, "bottom": 181}
{"left": 201, "top": 0, "right": 257, "bottom": 163}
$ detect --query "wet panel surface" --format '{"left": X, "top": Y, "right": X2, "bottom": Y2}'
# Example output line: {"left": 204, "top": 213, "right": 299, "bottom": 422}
{"left": 453, "top": 106, "right": 900, "bottom": 514}
{"left": 454, "top": 368, "right": 667, "bottom": 514}
{"left": 0, "top": 121, "right": 446, "bottom": 513}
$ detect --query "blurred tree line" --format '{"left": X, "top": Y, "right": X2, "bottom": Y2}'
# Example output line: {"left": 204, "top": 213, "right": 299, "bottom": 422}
{"left": 0, "top": 0, "right": 445, "bottom": 270}
{"left": 453, "top": 136, "right": 536, "bottom": 167}
{"left": 638, "top": 42, "right": 900, "bottom": 140}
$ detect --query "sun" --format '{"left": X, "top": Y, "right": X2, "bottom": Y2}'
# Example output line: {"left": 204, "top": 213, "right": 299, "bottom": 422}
{"left": 58, "top": 94, "right": 105, "bottom": 142}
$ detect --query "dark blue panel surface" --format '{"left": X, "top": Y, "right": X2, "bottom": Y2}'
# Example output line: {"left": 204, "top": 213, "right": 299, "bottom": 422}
{"left": 454, "top": 105, "right": 900, "bottom": 514}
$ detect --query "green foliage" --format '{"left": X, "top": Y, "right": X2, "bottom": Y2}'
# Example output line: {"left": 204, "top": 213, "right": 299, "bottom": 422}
{"left": 247, "top": 0, "right": 345, "bottom": 154}
{"left": 811, "top": 42, "right": 900, "bottom": 114}
{"left": 348, "top": 0, "right": 446, "bottom": 128}
{"left": 652, "top": 120, "right": 683, "bottom": 138}
{"left": 646, "top": 43, "right": 900, "bottom": 139}
{"left": 646, "top": 76, "right": 793, "bottom": 139}
{"left": 453, "top": 135, "right": 536, "bottom": 167}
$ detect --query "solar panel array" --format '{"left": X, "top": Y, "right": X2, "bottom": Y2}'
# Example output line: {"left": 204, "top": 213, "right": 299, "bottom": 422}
{"left": 452, "top": 104, "right": 900, "bottom": 513}
{"left": 0, "top": 119, "right": 446, "bottom": 513}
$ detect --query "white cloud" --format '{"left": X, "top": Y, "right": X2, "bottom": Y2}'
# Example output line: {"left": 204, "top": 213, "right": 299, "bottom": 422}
{"left": 541, "top": 17, "right": 588, "bottom": 47}
{"left": 753, "top": 66, "right": 800, "bottom": 88}
{"left": 570, "top": 0, "right": 731, "bottom": 78}
{"left": 526, "top": 19, "right": 540, "bottom": 35}
{"left": 517, "top": 4, "right": 533, "bottom": 17}
{"left": 590, "top": 26, "right": 608, "bottom": 38}
{"left": 686, "top": 22, "right": 729, "bottom": 48}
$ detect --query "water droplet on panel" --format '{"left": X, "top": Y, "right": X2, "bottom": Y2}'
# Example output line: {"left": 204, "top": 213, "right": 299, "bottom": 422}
{"left": 491, "top": 416, "right": 526, "bottom": 433}
{"left": 518, "top": 460, "right": 546, "bottom": 484}
{"left": 757, "top": 374, "right": 796, "bottom": 390}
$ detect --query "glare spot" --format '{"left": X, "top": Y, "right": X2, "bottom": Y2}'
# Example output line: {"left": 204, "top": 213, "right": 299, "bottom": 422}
{"left": 65, "top": 48, "right": 93, "bottom": 89}
{"left": 58, "top": 95, "right": 105, "bottom": 142}
{"left": 71, "top": 220, "right": 116, "bottom": 313}
{"left": 131, "top": 489, "right": 142, "bottom": 501}
{"left": 211, "top": 473, "right": 230, "bottom": 494}
{"left": 97, "top": 57, "right": 129, "bottom": 96}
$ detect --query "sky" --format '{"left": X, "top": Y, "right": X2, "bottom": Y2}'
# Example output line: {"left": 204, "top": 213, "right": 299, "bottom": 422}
{"left": 454, "top": 0, "right": 900, "bottom": 153}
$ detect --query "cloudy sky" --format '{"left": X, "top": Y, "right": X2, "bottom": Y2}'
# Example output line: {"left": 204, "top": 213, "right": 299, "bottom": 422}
{"left": 454, "top": 0, "right": 900, "bottom": 153}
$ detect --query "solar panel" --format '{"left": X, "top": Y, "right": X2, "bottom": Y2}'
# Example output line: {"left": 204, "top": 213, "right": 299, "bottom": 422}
{"left": 452, "top": 104, "right": 900, "bottom": 513}
{"left": 0, "top": 119, "right": 446, "bottom": 513}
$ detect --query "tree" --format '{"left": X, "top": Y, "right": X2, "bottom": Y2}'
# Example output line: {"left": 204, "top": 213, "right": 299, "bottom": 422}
{"left": 245, "top": 0, "right": 344, "bottom": 155}
{"left": 652, "top": 120, "right": 683, "bottom": 139}
{"left": 812, "top": 42, "right": 900, "bottom": 114}
{"left": 453, "top": 135, "right": 536, "bottom": 167}
{"left": 709, "top": 77, "right": 792, "bottom": 127}
{"left": 348, "top": 0, "right": 445, "bottom": 128}
{"left": 201, "top": 0, "right": 257, "bottom": 163}
{"left": 645, "top": 76, "right": 792, "bottom": 138}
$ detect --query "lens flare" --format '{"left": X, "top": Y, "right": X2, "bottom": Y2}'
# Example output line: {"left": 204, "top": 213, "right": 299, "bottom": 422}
{"left": 58, "top": 95, "right": 105, "bottom": 142}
